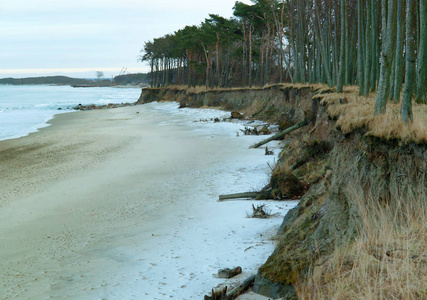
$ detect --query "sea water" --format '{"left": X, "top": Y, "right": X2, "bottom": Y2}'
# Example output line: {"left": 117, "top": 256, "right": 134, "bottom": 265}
{"left": 0, "top": 85, "right": 141, "bottom": 141}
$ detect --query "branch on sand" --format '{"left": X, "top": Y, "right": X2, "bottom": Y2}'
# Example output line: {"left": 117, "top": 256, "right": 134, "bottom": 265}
{"left": 218, "top": 191, "right": 273, "bottom": 201}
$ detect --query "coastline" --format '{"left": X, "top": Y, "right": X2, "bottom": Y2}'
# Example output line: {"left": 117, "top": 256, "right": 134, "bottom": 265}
{"left": 0, "top": 85, "right": 141, "bottom": 142}
{"left": 0, "top": 102, "right": 296, "bottom": 299}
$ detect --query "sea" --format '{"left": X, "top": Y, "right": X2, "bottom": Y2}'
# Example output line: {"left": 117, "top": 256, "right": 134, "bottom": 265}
{"left": 0, "top": 85, "right": 142, "bottom": 141}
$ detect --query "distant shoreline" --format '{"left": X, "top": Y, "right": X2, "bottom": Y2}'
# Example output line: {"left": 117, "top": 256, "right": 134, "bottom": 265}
{"left": 0, "top": 73, "right": 149, "bottom": 87}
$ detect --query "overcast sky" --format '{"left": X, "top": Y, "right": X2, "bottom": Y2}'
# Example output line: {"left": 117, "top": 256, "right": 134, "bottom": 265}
{"left": 0, "top": 0, "right": 251, "bottom": 78}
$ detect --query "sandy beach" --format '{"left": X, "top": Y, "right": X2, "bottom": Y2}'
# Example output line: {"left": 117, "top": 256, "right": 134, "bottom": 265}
{"left": 0, "top": 102, "right": 296, "bottom": 299}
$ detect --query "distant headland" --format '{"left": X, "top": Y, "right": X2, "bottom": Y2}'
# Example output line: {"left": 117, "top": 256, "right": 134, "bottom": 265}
{"left": 0, "top": 73, "right": 149, "bottom": 87}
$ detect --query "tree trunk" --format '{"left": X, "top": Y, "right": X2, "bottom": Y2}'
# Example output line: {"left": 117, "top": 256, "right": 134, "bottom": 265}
{"left": 201, "top": 43, "right": 210, "bottom": 88}
{"left": 416, "top": 0, "right": 427, "bottom": 103}
{"left": 313, "top": 0, "right": 333, "bottom": 86}
{"left": 251, "top": 120, "right": 308, "bottom": 149}
{"left": 218, "top": 191, "right": 273, "bottom": 201}
{"left": 216, "top": 33, "right": 220, "bottom": 87}
{"left": 374, "top": 0, "right": 398, "bottom": 115}
{"left": 337, "top": 0, "right": 346, "bottom": 92}
{"left": 242, "top": 22, "right": 247, "bottom": 86}
{"left": 357, "top": 0, "right": 365, "bottom": 93}
{"left": 370, "top": 0, "right": 379, "bottom": 91}
{"left": 363, "top": 0, "right": 372, "bottom": 95}
{"left": 402, "top": 0, "right": 416, "bottom": 123}
{"left": 249, "top": 24, "right": 253, "bottom": 87}
{"left": 393, "top": 0, "right": 405, "bottom": 103}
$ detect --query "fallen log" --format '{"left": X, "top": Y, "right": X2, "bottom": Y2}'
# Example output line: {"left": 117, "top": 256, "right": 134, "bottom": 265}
{"left": 218, "top": 191, "right": 272, "bottom": 201}
{"left": 218, "top": 266, "right": 242, "bottom": 279}
{"left": 204, "top": 275, "right": 257, "bottom": 300}
{"left": 250, "top": 120, "right": 308, "bottom": 149}
{"left": 226, "top": 275, "right": 256, "bottom": 299}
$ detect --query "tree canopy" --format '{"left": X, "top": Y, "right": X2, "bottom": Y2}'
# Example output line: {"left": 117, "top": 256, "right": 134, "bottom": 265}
{"left": 140, "top": 0, "right": 427, "bottom": 121}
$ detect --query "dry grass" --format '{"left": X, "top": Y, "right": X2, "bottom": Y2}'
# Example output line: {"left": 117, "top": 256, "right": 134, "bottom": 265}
{"left": 319, "top": 86, "right": 427, "bottom": 143}
{"left": 165, "top": 84, "right": 268, "bottom": 94}
{"left": 295, "top": 186, "right": 427, "bottom": 300}
{"left": 165, "top": 83, "right": 319, "bottom": 95}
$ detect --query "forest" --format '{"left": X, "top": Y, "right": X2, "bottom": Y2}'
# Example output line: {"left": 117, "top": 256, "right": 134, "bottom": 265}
{"left": 141, "top": 0, "right": 426, "bottom": 122}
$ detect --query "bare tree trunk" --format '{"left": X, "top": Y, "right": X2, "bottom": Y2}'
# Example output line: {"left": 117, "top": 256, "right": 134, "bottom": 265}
{"left": 363, "top": 0, "right": 372, "bottom": 95}
{"left": 337, "top": 0, "right": 346, "bottom": 92}
{"left": 216, "top": 33, "right": 220, "bottom": 87}
{"left": 344, "top": 1, "right": 350, "bottom": 85}
{"left": 241, "top": 22, "right": 247, "bottom": 86}
{"left": 371, "top": 0, "right": 379, "bottom": 91}
{"left": 374, "top": 0, "right": 398, "bottom": 115}
{"left": 201, "top": 43, "right": 210, "bottom": 88}
{"left": 313, "top": 0, "right": 333, "bottom": 86}
{"left": 150, "top": 58, "right": 154, "bottom": 88}
{"left": 393, "top": 0, "right": 405, "bottom": 103}
{"left": 249, "top": 24, "right": 253, "bottom": 87}
{"left": 402, "top": 0, "right": 416, "bottom": 123}
{"left": 279, "top": 1, "right": 285, "bottom": 82}
{"left": 416, "top": 0, "right": 427, "bottom": 103}
{"left": 357, "top": 0, "right": 365, "bottom": 93}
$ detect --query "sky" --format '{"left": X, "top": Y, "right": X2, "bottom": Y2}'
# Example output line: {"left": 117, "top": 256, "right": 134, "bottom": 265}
{"left": 0, "top": 0, "right": 251, "bottom": 79}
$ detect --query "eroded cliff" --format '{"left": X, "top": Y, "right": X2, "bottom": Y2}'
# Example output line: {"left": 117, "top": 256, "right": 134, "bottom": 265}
{"left": 137, "top": 85, "right": 427, "bottom": 299}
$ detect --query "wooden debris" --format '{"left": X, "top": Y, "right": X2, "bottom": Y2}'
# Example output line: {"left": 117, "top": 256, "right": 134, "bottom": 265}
{"left": 226, "top": 275, "right": 256, "bottom": 299}
{"left": 251, "top": 204, "right": 271, "bottom": 218}
{"left": 239, "top": 125, "right": 271, "bottom": 136}
{"left": 218, "top": 191, "right": 272, "bottom": 201}
{"left": 204, "top": 287, "right": 227, "bottom": 300}
{"left": 204, "top": 275, "right": 256, "bottom": 300}
{"left": 265, "top": 147, "right": 274, "bottom": 155}
{"left": 250, "top": 120, "right": 308, "bottom": 148}
{"left": 240, "top": 126, "right": 259, "bottom": 135}
{"left": 218, "top": 266, "right": 242, "bottom": 279}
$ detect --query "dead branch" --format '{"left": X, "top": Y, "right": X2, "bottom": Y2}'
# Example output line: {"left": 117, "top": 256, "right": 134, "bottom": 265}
{"left": 218, "top": 191, "right": 272, "bottom": 201}
{"left": 250, "top": 120, "right": 308, "bottom": 149}
{"left": 251, "top": 204, "right": 271, "bottom": 218}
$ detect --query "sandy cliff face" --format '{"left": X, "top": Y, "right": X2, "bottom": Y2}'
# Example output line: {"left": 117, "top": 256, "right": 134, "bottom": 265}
{"left": 137, "top": 85, "right": 427, "bottom": 299}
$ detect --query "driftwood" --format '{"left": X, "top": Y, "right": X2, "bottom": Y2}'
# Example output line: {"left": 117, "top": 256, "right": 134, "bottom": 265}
{"left": 265, "top": 147, "right": 274, "bottom": 155}
{"left": 218, "top": 266, "right": 242, "bottom": 279}
{"left": 227, "top": 275, "right": 256, "bottom": 299}
{"left": 250, "top": 120, "right": 308, "bottom": 149}
{"left": 251, "top": 204, "right": 271, "bottom": 218}
{"left": 204, "top": 287, "right": 227, "bottom": 300}
{"left": 218, "top": 191, "right": 272, "bottom": 201}
{"left": 204, "top": 275, "right": 256, "bottom": 300}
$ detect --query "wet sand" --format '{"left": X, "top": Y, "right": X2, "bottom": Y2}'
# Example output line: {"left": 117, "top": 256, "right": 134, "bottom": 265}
{"left": 0, "top": 103, "right": 296, "bottom": 299}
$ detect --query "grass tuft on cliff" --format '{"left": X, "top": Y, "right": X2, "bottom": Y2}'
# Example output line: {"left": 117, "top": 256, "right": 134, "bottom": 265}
{"left": 295, "top": 188, "right": 427, "bottom": 299}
